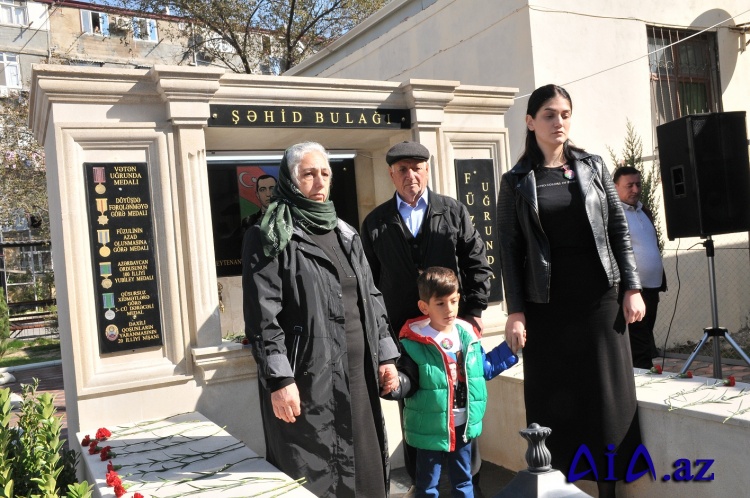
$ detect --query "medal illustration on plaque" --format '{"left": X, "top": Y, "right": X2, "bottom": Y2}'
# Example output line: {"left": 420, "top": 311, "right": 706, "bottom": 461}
{"left": 103, "top": 292, "right": 116, "bottom": 320}
{"left": 99, "top": 262, "right": 113, "bottom": 289}
{"left": 93, "top": 166, "right": 107, "bottom": 194}
{"left": 105, "top": 324, "right": 119, "bottom": 342}
{"left": 97, "top": 229, "right": 111, "bottom": 257}
{"left": 96, "top": 198, "right": 109, "bottom": 225}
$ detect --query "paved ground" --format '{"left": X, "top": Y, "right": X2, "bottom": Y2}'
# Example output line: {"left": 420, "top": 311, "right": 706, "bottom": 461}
{"left": 4, "top": 355, "right": 749, "bottom": 496}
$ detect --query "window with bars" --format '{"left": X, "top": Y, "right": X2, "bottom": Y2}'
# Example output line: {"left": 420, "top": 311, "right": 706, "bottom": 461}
{"left": 0, "top": 0, "right": 27, "bottom": 26}
{"left": 647, "top": 26, "right": 721, "bottom": 125}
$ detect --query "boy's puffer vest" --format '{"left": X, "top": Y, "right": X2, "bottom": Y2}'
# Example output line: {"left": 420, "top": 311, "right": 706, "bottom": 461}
{"left": 400, "top": 319, "right": 487, "bottom": 452}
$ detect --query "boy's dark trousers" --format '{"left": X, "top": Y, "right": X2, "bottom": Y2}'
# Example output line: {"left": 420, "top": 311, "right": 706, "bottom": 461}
{"left": 414, "top": 423, "right": 474, "bottom": 497}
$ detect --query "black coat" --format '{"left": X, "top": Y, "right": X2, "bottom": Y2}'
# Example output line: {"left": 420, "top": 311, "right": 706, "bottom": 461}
{"left": 497, "top": 150, "right": 641, "bottom": 314}
{"left": 242, "top": 219, "right": 399, "bottom": 497}
{"left": 361, "top": 190, "right": 491, "bottom": 333}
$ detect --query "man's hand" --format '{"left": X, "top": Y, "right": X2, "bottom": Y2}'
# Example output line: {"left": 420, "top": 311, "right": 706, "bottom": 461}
{"left": 379, "top": 363, "right": 399, "bottom": 395}
{"left": 505, "top": 312, "right": 527, "bottom": 354}
{"left": 271, "top": 383, "right": 301, "bottom": 423}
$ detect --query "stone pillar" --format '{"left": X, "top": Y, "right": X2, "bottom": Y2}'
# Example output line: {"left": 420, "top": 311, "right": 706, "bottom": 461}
{"left": 151, "top": 66, "right": 224, "bottom": 348}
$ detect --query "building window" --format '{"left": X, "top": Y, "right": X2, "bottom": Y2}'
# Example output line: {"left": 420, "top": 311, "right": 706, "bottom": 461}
{"left": 647, "top": 26, "right": 720, "bottom": 124}
{"left": 0, "top": 52, "right": 21, "bottom": 88}
{"left": 0, "top": 0, "right": 27, "bottom": 26}
{"left": 81, "top": 10, "right": 109, "bottom": 36}
{"left": 133, "top": 18, "right": 158, "bottom": 42}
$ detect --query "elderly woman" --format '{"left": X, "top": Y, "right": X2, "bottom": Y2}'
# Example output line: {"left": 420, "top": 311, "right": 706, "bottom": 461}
{"left": 242, "top": 142, "right": 400, "bottom": 498}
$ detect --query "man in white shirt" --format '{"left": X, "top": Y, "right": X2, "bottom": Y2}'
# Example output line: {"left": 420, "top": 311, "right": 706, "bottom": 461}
{"left": 614, "top": 166, "right": 667, "bottom": 369}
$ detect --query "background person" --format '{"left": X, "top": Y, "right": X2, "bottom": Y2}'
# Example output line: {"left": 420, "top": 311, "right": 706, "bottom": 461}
{"left": 497, "top": 84, "right": 646, "bottom": 498}
{"left": 242, "top": 141, "right": 399, "bottom": 498}
{"left": 387, "top": 267, "right": 518, "bottom": 498}
{"left": 614, "top": 166, "right": 667, "bottom": 370}
{"left": 243, "top": 174, "right": 277, "bottom": 227}
{"left": 361, "top": 141, "right": 492, "bottom": 489}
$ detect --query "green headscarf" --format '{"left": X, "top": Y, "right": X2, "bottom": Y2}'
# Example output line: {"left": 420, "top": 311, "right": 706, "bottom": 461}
{"left": 259, "top": 147, "right": 338, "bottom": 258}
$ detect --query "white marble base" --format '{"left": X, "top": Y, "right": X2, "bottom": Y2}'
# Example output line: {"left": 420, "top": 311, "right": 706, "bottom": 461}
{"left": 77, "top": 412, "right": 315, "bottom": 497}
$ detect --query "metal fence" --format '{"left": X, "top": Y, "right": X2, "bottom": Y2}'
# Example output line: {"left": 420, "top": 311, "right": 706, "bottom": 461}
{"left": 654, "top": 231, "right": 750, "bottom": 361}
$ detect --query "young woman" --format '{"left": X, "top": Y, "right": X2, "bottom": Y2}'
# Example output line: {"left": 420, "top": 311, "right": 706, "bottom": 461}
{"left": 498, "top": 85, "right": 646, "bottom": 498}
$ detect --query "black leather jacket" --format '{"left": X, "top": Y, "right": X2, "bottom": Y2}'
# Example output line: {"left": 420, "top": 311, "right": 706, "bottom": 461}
{"left": 497, "top": 150, "right": 641, "bottom": 314}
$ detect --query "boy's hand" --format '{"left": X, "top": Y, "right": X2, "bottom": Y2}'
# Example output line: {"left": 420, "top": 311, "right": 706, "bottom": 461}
{"left": 379, "top": 364, "right": 399, "bottom": 395}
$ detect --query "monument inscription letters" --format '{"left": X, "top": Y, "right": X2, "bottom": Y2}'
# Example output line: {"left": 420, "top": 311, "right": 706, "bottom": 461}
{"left": 85, "top": 162, "right": 163, "bottom": 354}
{"left": 454, "top": 159, "right": 503, "bottom": 303}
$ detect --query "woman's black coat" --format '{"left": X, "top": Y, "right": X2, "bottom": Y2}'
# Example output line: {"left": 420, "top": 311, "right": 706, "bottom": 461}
{"left": 243, "top": 219, "right": 399, "bottom": 497}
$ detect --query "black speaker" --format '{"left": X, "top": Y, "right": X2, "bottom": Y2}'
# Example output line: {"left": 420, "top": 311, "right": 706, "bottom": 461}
{"left": 656, "top": 111, "right": 750, "bottom": 239}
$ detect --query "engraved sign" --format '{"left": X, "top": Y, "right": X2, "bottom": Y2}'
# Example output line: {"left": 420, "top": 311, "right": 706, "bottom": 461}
{"left": 455, "top": 159, "right": 503, "bottom": 303}
{"left": 209, "top": 105, "right": 411, "bottom": 129}
{"left": 85, "top": 162, "right": 163, "bottom": 353}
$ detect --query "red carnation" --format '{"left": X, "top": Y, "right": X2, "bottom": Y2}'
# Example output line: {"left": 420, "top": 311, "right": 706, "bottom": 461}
{"left": 724, "top": 375, "right": 736, "bottom": 387}
{"left": 107, "top": 460, "right": 122, "bottom": 472}
{"left": 677, "top": 371, "right": 693, "bottom": 379}
{"left": 114, "top": 484, "right": 126, "bottom": 497}
{"left": 134, "top": 494, "right": 144, "bottom": 498}
{"left": 96, "top": 427, "right": 112, "bottom": 440}
{"left": 81, "top": 435, "right": 91, "bottom": 446}
{"left": 88, "top": 444, "right": 100, "bottom": 455}
{"left": 100, "top": 446, "right": 114, "bottom": 461}
{"left": 106, "top": 470, "right": 122, "bottom": 487}
{"left": 648, "top": 365, "right": 662, "bottom": 374}
{"left": 241, "top": 337, "right": 250, "bottom": 345}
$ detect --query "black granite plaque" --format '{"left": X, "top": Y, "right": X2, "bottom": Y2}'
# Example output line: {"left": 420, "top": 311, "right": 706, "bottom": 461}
{"left": 85, "top": 162, "right": 163, "bottom": 353}
{"left": 209, "top": 105, "right": 411, "bottom": 129}
{"left": 455, "top": 159, "right": 503, "bottom": 303}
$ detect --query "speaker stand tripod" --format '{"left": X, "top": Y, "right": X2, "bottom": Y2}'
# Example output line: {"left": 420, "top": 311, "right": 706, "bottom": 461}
{"left": 679, "top": 236, "right": 750, "bottom": 379}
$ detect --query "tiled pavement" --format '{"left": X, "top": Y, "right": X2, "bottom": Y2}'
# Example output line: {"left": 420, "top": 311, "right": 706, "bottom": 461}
{"left": 4, "top": 356, "right": 749, "bottom": 496}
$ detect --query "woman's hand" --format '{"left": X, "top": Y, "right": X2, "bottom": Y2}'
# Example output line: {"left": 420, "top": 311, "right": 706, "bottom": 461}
{"left": 379, "top": 363, "right": 399, "bottom": 395}
{"left": 622, "top": 289, "right": 646, "bottom": 324}
{"left": 271, "top": 383, "right": 301, "bottom": 423}
{"left": 505, "top": 312, "right": 527, "bottom": 354}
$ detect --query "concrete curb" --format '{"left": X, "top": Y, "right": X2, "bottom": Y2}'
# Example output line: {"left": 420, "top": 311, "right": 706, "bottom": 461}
{"left": 0, "top": 359, "right": 63, "bottom": 374}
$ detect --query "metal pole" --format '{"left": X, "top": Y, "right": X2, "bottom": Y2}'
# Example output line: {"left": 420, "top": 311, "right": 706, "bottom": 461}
{"left": 704, "top": 237, "right": 723, "bottom": 379}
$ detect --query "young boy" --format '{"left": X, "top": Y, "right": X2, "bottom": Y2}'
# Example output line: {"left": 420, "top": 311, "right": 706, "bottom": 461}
{"left": 388, "top": 266, "right": 517, "bottom": 497}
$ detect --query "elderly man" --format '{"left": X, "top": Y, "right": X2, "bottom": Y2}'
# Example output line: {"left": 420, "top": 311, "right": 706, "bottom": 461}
{"left": 361, "top": 141, "right": 492, "bottom": 489}
{"left": 614, "top": 166, "right": 667, "bottom": 370}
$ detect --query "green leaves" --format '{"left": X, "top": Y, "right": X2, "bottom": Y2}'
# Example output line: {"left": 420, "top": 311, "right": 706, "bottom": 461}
{"left": 0, "top": 380, "right": 92, "bottom": 498}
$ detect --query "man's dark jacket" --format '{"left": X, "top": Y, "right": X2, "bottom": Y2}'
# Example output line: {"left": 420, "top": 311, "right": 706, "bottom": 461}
{"left": 497, "top": 149, "right": 641, "bottom": 314}
{"left": 361, "top": 189, "right": 491, "bottom": 334}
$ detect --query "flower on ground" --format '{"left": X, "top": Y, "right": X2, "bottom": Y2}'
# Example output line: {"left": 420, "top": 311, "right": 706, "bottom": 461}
{"left": 724, "top": 375, "right": 736, "bottom": 387}
{"left": 114, "top": 484, "right": 126, "bottom": 497}
{"left": 107, "top": 460, "right": 122, "bottom": 472}
{"left": 133, "top": 494, "right": 144, "bottom": 498}
{"left": 649, "top": 365, "right": 662, "bottom": 374}
{"left": 96, "top": 427, "right": 112, "bottom": 440}
{"left": 106, "top": 470, "right": 122, "bottom": 487}
{"left": 677, "top": 372, "right": 693, "bottom": 379}
{"left": 81, "top": 435, "right": 91, "bottom": 446}
{"left": 100, "top": 446, "right": 116, "bottom": 461}
{"left": 88, "top": 444, "right": 101, "bottom": 455}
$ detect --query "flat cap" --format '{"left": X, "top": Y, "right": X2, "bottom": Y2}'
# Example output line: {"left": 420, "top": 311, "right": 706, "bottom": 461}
{"left": 386, "top": 141, "right": 431, "bottom": 166}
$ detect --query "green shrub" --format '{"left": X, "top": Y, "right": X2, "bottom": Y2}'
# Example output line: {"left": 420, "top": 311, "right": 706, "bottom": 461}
{"left": 0, "top": 380, "right": 91, "bottom": 498}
